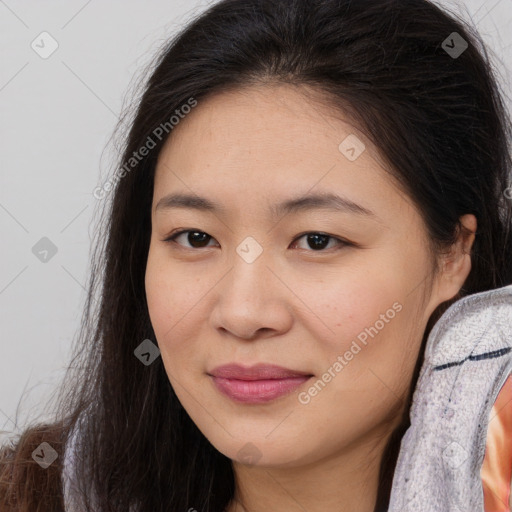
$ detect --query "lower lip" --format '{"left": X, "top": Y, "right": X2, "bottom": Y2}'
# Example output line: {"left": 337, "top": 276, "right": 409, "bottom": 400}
{"left": 210, "top": 375, "right": 312, "bottom": 403}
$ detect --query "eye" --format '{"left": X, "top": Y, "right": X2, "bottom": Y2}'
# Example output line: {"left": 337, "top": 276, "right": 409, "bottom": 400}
{"left": 291, "top": 232, "right": 349, "bottom": 251}
{"left": 163, "top": 229, "right": 351, "bottom": 252}
{"left": 163, "top": 229, "right": 218, "bottom": 249}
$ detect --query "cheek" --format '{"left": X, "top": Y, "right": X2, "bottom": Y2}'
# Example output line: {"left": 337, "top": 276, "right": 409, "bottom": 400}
{"left": 145, "top": 258, "right": 171, "bottom": 333}
{"left": 300, "top": 270, "right": 402, "bottom": 347}
{"left": 144, "top": 251, "right": 188, "bottom": 348}
{"left": 145, "top": 249, "right": 191, "bottom": 324}
{"left": 144, "top": 251, "right": 210, "bottom": 366}
{"left": 307, "top": 272, "right": 417, "bottom": 394}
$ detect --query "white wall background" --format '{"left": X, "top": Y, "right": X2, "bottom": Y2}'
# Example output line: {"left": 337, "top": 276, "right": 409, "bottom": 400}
{"left": 1, "top": 0, "right": 511, "bottom": 440}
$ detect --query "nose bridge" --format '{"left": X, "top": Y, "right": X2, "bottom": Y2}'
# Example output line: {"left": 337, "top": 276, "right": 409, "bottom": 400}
{"left": 210, "top": 235, "right": 291, "bottom": 338}
{"left": 228, "top": 234, "right": 273, "bottom": 301}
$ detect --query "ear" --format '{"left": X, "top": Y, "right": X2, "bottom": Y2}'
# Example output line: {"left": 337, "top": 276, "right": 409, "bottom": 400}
{"left": 430, "top": 213, "right": 477, "bottom": 305}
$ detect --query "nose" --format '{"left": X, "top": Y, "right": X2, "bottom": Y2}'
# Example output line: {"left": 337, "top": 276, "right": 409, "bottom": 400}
{"left": 210, "top": 250, "right": 293, "bottom": 341}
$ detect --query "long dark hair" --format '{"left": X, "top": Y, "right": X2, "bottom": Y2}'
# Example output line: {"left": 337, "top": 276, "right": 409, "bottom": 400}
{"left": 1, "top": 0, "right": 511, "bottom": 510}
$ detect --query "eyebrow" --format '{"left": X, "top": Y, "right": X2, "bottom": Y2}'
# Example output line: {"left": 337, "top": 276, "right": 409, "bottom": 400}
{"left": 154, "top": 192, "right": 377, "bottom": 219}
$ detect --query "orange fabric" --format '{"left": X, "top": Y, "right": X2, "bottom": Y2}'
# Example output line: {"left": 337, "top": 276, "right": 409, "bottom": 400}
{"left": 481, "top": 373, "right": 512, "bottom": 512}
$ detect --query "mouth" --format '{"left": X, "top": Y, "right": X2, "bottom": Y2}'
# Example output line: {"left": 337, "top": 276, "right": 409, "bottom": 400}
{"left": 208, "top": 363, "right": 314, "bottom": 404}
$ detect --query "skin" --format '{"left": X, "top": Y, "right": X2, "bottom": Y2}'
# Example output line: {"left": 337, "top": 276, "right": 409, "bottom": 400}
{"left": 144, "top": 83, "right": 477, "bottom": 512}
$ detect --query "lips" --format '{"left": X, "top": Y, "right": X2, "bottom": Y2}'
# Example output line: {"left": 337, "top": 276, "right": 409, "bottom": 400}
{"left": 208, "top": 363, "right": 313, "bottom": 403}
{"left": 209, "top": 363, "right": 312, "bottom": 380}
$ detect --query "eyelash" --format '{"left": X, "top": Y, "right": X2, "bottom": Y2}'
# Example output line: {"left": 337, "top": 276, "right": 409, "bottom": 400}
{"left": 161, "top": 229, "right": 352, "bottom": 253}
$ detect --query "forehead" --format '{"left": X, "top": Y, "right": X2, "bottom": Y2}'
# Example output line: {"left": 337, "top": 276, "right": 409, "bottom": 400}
{"left": 157, "top": 84, "right": 378, "bottom": 163}
{"left": 153, "top": 84, "right": 414, "bottom": 223}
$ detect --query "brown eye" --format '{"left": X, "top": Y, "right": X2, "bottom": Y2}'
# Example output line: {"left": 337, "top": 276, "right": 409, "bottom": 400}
{"left": 163, "top": 230, "right": 350, "bottom": 252}
{"left": 291, "top": 232, "right": 348, "bottom": 252}
{"left": 165, "top": 230, "right": 218, "bottom": 249}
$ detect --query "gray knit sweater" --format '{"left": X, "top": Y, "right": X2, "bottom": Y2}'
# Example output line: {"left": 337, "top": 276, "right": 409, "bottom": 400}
{"left": 62, "top": 284, "right": 512, "bottom": 511}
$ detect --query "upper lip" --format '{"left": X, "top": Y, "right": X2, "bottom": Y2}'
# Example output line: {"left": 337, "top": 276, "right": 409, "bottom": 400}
{"left": 209, "top": 363, "right": 313, "bottom": 380}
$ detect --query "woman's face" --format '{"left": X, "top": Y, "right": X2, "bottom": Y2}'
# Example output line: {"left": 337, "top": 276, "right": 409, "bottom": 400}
{"left": 145, "top": 84, "right": 451, "bottom": 469}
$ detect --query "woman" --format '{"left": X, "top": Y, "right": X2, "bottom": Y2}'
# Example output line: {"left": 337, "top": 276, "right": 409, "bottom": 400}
{"left": 1, "top": 0, "right": 511, "bottom": 510}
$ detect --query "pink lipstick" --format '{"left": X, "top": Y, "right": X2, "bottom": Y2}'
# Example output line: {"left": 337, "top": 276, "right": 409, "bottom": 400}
{"left": 208, "top": 363, "right": 313, "bottom": 404}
